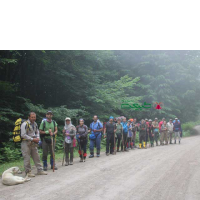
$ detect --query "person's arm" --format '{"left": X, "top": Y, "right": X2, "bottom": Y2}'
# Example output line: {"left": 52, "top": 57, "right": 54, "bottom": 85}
{"left": 39, "top": 121, "right": 46, "bottom": 135}
{"left": 98, "top": 122, "right": 103, "bottom": 132}
{"left": 36, "top": 124, "right": 40, "bottom": 139}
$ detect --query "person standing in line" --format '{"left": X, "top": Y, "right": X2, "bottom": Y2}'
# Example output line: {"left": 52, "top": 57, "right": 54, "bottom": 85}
{"left": 104, "top": 116, "right": 116, "bottom": 156}
{"left": 62, "top": 117, "right": 76, "bottom": 166}
{"left": 76, "top": 119, "right": 88, "bottom": 162}
{"left": 152, "top": 118, "right": 159, "bottom": 146}
{"left": 167, "top": 119, "right": 174, "bottom": 144}
{"left": 138, "top": 119, "right": 147, "bottom": 149}
{"left": 121, "top": 117, "right": 129, "bottom": 152}
{"left": 160, "top": 121, "right": 168, "bottom": 145}
{"left": 39, "top": 111, "right": 58, "bottom": 171}
{"left": 89, "top": 115, "right": 103, "bottom": 158}
{"left": 21, "top": 112, "right": 48, "bottom": 177}
{"left": 115, "top": 118, "right": 123, "bottom": 152}
{"left": 173, "top": 117, "right": 182, "bottom": 144}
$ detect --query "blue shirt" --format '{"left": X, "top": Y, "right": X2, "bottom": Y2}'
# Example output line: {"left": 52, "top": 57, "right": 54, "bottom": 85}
{"left": 121, "top": 122, "right": 128, "bottom": 133}
{"left": 90, "top": 121, "right": 103, "bottom": 135}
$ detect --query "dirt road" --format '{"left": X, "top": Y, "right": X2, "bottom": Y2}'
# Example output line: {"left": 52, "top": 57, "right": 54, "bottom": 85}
{"left": 1, "top": 128, "right": 200, "bottom": 200}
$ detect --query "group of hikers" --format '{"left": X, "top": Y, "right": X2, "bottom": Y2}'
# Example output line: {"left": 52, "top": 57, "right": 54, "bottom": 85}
{"left": 19, "top": 111, "right": 182, "bottom": 177}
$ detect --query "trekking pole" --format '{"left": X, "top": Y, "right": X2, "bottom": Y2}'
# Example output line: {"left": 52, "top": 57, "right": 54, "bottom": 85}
{"left": 114, "top": 132, "right": 116, "bottom": 155}
{"left": 62, "top": 140, "right": 65, "bottom": 166}
{"left": 51, "top": 136, "right": 55, "bottom": 172}
{"left": 149, "top": 134, "right": 151, "bottom": 148}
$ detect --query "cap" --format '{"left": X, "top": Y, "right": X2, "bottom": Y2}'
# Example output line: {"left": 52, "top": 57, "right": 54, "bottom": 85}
{"left": 65, "top": 117, "right": 71, "bottom": 121}
{"left": 109, "top": 116, "right": 114, "bottom": 119}
{"left": 46, "top": 111, "right": 53, "bottom": 115}
{"left": 145, "top": 118, "right": 148, "bottom": 120}
{"left": 149, "top": 119, "right": 152, "bottom": 122}
{"left": 175, "top": 117, "right": 178, "bottom": 120}
{"left": 170, "top": 119, "right": 172, "bottom": 121}
{"left": 155, "top": 118, "right": 158, "bottom": 120}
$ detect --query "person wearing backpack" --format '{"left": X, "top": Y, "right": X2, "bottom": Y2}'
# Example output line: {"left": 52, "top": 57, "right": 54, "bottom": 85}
{"left": 104, "top": 116, "right": 116, "bottom": 156}
{"left": 152, "top": 118, "right": 159, "bottom": 146}
{"left": 127, "top": 120, "right": 133, "bottom": 150}
{"left": 147, "top": 119, "right": 154, "bottom": 147}
{"left": 21, "top": 112, "right": 47, "bottom": 177}
{"left": 39, "top": 111, "right": 58, "bottom": 171}
{"left": 121, "top": 117, "right": 128, "bottom": 151}
{"left": 76, "top": 119, "right": 88, "bottom": 162}
{"left": 62, "top": 117, "right": 76, "bottom": 165}
{"left": 115, "top": 118, "right": 123, "bottom": 152}
{"left": 89, "top": 115, "right": 103, "bottom": 158}
{"left": 167, "top": 119, "right": 174, "bottom": 144}
{"left": 160, "top": 121, "right": 168, "bottom": 145}
{"left": 132, "top": 118, "right": 138, "bottom": 148}
{"left": 173, "top": 118, "right": 182, "bottom": 144}
{"left": 138, "top": 119, "right": 147, "bottom": 149}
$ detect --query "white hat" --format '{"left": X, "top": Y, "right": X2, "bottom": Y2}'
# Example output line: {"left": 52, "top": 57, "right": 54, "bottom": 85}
{"left": 65, "top": 117, "right": 71, "bottom": 121}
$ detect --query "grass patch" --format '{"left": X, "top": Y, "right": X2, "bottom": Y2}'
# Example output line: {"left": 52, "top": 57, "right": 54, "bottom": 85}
{"left": 0, "top": 145, "right": 106, "bottom": 176}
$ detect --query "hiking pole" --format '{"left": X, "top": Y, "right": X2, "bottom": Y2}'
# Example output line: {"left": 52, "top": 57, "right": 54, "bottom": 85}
{"left": 51, "top": 136, "right": 55, "bottom": 172}
{"left": 62, "top": 141, "right": 65, "bottom": 166}
{"left": 114, "top": 131, "right": 116, "bottom": 155}
{"left": 121, "top": 132, "right": 124, "bottom": 151}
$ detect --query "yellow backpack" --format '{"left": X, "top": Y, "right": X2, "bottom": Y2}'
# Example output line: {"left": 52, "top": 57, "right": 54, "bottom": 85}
{"left": 13, "top": 118, "right": 30, "bottom": 143}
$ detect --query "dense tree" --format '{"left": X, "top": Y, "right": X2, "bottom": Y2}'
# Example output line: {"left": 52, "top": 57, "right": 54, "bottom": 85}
{"left": 0, "top": 50, "right": 200, "bottom": 162}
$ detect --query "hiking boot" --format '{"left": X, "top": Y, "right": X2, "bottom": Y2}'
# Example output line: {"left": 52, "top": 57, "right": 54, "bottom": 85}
{"left": 89, "top": 154, "right": 94, "bottom": 158}
{"left": 37, "top": 171, "right": 48, "bottom": 175}
{"left": 106, "top": 153, "right": 109, "bottom": 156}
{"left": 97, "top": 149, "right": 100, "bottom": 157}
{"left": 43, "top": 160, "right": 47, "bottom": 171}
{"left": 156, "top": 142, "right": 158, "bottom": 146}
{"left": 80, "top": 157, "right": 83, "bottom": 162}
{"left": 69, "top": 162, "right": 73, "bottom": 165}
{"left": 27, "top": 172, "right": 35, "bottom": 177}
{"left": 117, "top": 149, "right": 120, "bottom": 152}
{"left": 51, "top": 165, "right": 58, "bottom": 170}
{"left": 65, "top": 162, "right": 69, "bottom": 166}
{"left": 43, "top": 166, "right": 47, "bottom": 171}
{"left": 83, "top": 157, "right": 86, "bottom": 162}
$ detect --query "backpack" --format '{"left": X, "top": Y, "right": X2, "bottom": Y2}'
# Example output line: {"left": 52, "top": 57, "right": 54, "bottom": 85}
{"left": 13, "top": 118, "right": 30, "bottom": 143}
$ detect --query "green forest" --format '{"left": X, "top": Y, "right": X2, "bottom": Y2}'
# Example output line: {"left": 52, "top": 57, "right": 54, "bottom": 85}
{"left": 1, "top": 50, "right": 200, "bottom": 165}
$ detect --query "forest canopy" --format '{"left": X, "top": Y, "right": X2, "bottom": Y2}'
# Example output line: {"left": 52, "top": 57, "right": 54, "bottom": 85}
{"left": 1, "top": 50, "right": 200, "bottom": 152}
